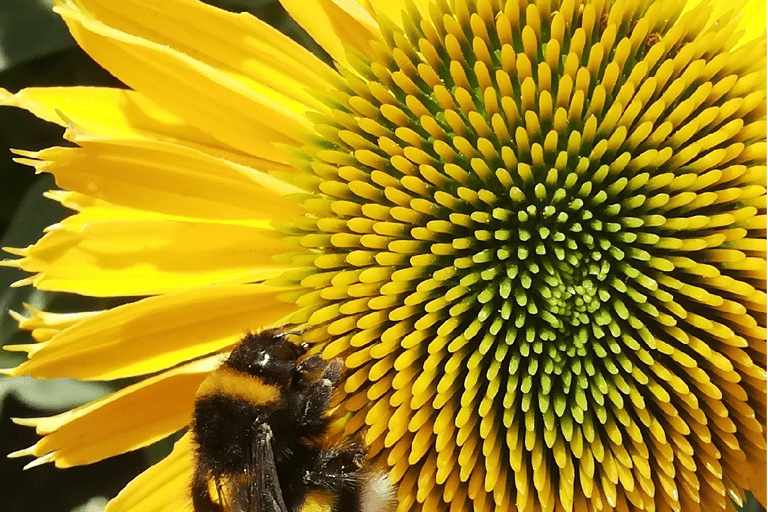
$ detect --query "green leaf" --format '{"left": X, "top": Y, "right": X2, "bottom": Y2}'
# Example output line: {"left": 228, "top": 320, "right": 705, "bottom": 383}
{"left": 69, "top": 497, "right": 108, "bottom": 512}
{"left": 0, "top": 376, "right": 111, "bottom": 416}
{"left": 0, "top": 0, "right": 76, "bottom": 71}
{"left": 0, "top": 176, "right": 67, "bottom": 349}
{"left": 738, "top": 492, "right": 766, "bottom": 512}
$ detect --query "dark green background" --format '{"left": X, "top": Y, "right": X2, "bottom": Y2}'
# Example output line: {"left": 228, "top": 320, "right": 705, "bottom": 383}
{"left": 0, "top": 1, "right": 763, "bottom": 511}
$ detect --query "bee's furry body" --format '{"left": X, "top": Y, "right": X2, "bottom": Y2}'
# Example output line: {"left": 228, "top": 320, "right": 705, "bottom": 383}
{"left": 190, "top": 328, "right": 395, "bottom": 512}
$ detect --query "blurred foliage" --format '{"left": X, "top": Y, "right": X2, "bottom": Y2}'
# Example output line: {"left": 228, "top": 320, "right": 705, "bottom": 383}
{"left": 0, "top": 0, "right": 75, "bottom": 72}
{"left": 0, "top": 1, "right": 764, "bottom": 512}
{"left": 69, "top": 497, "right": 109, "bottom": 512}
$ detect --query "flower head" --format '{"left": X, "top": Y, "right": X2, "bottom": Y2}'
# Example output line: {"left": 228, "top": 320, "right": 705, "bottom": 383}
{"left": 2, "top": 0, "right": 766, "bottom": 511}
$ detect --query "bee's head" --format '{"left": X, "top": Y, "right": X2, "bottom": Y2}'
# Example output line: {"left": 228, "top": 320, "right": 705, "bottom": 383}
{"left": 226, "top": 328, "right": 308, "bottom": 384}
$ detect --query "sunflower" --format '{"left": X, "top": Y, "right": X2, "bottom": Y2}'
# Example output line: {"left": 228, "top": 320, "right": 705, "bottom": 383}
{"left": 2, "top": 0, "right": 766, "bottom": 511}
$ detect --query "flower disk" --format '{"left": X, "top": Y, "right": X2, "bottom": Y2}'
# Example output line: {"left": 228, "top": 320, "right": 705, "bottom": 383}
{"left": 282, "top": 0, "right": 767, "bottom": 511}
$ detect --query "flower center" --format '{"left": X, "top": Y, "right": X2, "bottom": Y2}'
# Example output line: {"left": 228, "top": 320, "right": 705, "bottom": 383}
{"left": 279, "top": 0, "right": 767, "bottom": 509}
{"left": 286, "top": 0, "right": 659, "bottom": 411}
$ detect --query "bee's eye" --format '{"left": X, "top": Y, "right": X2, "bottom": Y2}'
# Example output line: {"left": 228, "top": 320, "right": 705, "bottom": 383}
{"left": 254, "top": 351, "right": 271, "bottom": 367}
{"left": 227, "top": 331, "right": 303, "bottom": 378}
{"left": 267, "top": 343, "right": 300, "bottom": 361}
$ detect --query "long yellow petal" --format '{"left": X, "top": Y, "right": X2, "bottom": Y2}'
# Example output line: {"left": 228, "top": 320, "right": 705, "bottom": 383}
{"left": 734, "top": 0, "right": 767, "bottom": 45}
{"left": 681, "top": 0, "right": 767, "bottom": 46}
{"left": 12, "top": 355, "right": 221, "bottom": 467}
{"left": 0, "top": 87, "right": 291, "bottom": 172}
{"left": 5, "top": 209, "right": 293, "bottom": 296}
{"left": 750, "top": 460, "right": 768, "bottom": 507}
{"left": 11, "top": 305, "right": 102, "bottom": 342}
{"left": 104, "top": 434, "right": 195, "bottom": 512}
{"left": 5, "top": 284, "right": 297, "bottom": 380}
{"left": 16, "top": 135, "right": 301, "bottom": 222}
{"left": 361, "top": 0, "right": 431, "bottom": 26}
{"left": 54, "top": 1, "right": 309, "bottom": 162}
{"left": 65, "top": 0, "right": 333, "bottom": 113}
{"left": 279, "top": 0, "right": 381, "bottom": 69}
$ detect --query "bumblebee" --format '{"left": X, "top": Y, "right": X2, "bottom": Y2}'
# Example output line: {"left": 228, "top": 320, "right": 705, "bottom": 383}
{"left": 190, "top": 327, "right": 396, "bottom": 512}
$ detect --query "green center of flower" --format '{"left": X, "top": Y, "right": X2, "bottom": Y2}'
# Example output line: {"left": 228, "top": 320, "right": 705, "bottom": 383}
{"left": 280, "top": 0, "right": 767, "bottom": 510}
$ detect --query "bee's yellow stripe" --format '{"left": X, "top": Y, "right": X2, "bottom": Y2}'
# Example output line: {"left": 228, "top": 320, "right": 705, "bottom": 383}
{"left": 197, "top": 366, "right": 282, "bottom": 406}
{"left": 297, "top": 489, "right": 337, "bottom": 512}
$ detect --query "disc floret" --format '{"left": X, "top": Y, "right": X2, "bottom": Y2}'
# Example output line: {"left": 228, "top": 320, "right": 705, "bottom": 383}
{"left": 281, "top": 0, "right": 767, "bottom": 510}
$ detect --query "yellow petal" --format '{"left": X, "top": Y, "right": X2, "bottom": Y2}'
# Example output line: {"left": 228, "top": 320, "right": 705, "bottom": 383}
{"left": 740, "top": 0, "right": 768, "bottom": 44}
{"left": 67, "top": 0, "right": 333, "bottom": 113}
{"left": 104, "top": 434, "right": 195, "bottom": 512}
{"left": 16, "top": 135, "right": 301, "bottom": 222}
{"left": 13, "top": 355, "right": 221, "bottom": 467}
{"left": 749, "top": 460, "right": 767, "bottom": 507}
{"left": 279, "top": 0, "right": 381, "bottom": 69}
{"left": 0, "top": 87, "right": 280, "bottom": 170}
{"left": 362, "top": 0, "right": 431, "bottom": 25}
{"left": 6, "top": 208, "right": 293, "bottom": 296}
{"left": 11, "top": 305, "right": 102, "bottom": 342}
{"left": 689, "top": 0, "right": 767, "bottom": 47}
{"left": 6, "top": 283, "right": 296, "bottom": 380}
{"left": 54, "top": 1, "right": 309, "bottom": 161}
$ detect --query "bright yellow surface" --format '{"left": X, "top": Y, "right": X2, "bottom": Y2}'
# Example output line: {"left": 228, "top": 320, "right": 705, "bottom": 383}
{"left": 12, "top": 355, "right": 223, "bottom": 468}
{"left": 7, "top": 284, "right": 296, "bottom": 380}
{"left": 17, "top": 136, "right": 299, "bottom": 222}
{"left": 104, "top": 434, "right": 196, "bottom": 512}
{"left": 279, "top": 0, "right": 380, "bottom": 68}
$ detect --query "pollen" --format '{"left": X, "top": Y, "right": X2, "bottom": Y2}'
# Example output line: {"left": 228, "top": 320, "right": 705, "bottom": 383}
{"left": 280, "top": 0, "right": 767, "bottom": 511}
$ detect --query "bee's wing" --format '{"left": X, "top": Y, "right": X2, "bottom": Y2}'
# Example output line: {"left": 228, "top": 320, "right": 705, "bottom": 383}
{"left": 229, "top": 424, "right": 288, "bottom": 512}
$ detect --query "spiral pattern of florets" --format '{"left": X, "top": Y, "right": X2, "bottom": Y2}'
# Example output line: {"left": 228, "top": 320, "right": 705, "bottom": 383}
{"left": 280, "top": 0, "right": 767, "bottom": 510}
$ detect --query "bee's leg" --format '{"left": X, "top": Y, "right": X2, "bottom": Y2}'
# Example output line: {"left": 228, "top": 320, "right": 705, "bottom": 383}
{"left": 321, "top": 358, "right": 343, "bottom": 384}
{"left": 191, "top": 468, "right": 223, "bottom": 512}
{"left": 295, "top": 354, "right": 326, "bottom": 376}
{"left": 304, "top": 444, "right": 372, "bottom": 512}
{"left": 296, "top": 359, "right": 343, "bottom": 428}
{"left": 214, "top": 477, "right": 234, "bottom": 511}
{"left": 302, "top": 443, "right": 366, "bottom": 491}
